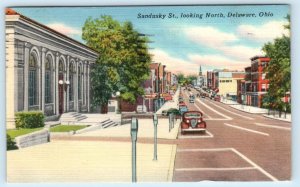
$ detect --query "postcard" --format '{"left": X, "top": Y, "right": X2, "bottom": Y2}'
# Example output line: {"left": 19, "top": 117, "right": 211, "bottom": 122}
{"left": 5, "top": 4, "right": 291, "bottom": 182}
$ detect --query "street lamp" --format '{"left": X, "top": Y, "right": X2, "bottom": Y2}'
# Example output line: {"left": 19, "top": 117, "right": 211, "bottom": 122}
{"left": 116, "top": 91, "right": 121, "bottom": 114}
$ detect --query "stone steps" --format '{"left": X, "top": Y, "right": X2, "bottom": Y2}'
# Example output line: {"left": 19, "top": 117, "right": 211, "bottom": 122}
{"left": 60, "top": 112, "right": 88, "bottom": 124}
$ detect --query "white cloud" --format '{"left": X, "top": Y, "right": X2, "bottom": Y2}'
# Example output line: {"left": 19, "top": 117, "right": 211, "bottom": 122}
{"left": 188, "top": 54, "right": 249, "bottom": 71}
{"left": 184, "top": 26, "right": 264, "bottom": 62}
{"left": 184, "top": 26, "right": 238, "bottom": 48}
{"left": 150, "top": 49, "right": 199, "bottom": 76}
{"left": 237, "top": 21, "right": 289, "bottom": 42}
{"left": 46, "top": 23, "right": 81, "bottom": 36}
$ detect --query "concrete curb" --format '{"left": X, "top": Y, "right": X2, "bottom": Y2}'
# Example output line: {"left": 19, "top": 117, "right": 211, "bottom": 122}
{"left": 263, "top": 114, "right": 291, "bottom": 122}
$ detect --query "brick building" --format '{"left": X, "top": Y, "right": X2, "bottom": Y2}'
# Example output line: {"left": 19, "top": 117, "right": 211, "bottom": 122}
{"left": 239, "top": 56, "right": 270, "bottom": 107}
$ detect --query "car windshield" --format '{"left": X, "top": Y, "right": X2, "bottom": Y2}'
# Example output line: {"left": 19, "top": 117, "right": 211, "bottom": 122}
{"left": 184, "top": 113, "right": 201, "bottom": 118}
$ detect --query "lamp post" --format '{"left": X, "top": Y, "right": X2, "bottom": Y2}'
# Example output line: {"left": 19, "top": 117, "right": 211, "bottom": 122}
{"left": 116, "top": 91, "right": 121, "bottom": 114}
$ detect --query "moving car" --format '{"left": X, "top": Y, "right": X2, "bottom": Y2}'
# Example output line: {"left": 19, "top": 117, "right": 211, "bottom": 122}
{"left": 179, "top": 104, "right": 188, "bottom": 115}
{"left": 181, "top": 111, "right": 206, "bottom": 135}
{"left": 189, "top": 95, "right": 195, "bottom": 103}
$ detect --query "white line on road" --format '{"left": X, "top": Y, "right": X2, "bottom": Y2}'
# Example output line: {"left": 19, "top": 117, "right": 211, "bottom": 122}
{"left": 175, "top": 167, "right": 256, "bottom": 172}
{"left": 254, "top": 123, "right": 291, "bottom": 131}
{"left": 178, "top": 148, "right": 232, "bottom": 152}
{"left": 197, "top": 99, "right": 232, "bottom": 120}
{"left": 206, "top": 100, "right": 254, "bottom": 120}
{"left": 179, "top": 130, "right": 214, "bottom": 139}
{"left": 177, "top": 147, "right": 279, "bottom": 181}
{"left": 230, "top": 148, "right": 279, "bottom": 181}
{"left": 194, "top": 101, "right": 213, "bottom": 119}
{"left": 183, "top": 91, "right": 213, "bottom": 119}
{"left": 224, "top": 123, "right": 269, "bottom": 136}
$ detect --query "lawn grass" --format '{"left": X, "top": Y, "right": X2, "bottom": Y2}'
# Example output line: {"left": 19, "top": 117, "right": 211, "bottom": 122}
{"left": 50, "top": 125, "right": 88, "bottom": 132}
{"left": 7, "top": 127, "right": 44, "bottom": 139}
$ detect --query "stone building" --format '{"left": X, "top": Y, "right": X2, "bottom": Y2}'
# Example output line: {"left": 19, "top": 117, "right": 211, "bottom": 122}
{"left": 5, "top": 9, "right": 98, "bottom": 129}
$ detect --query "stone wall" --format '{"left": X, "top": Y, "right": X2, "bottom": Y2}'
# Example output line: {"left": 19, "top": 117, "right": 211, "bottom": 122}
{"left": 15, "top": 129, "right": 50, "bottom": 148}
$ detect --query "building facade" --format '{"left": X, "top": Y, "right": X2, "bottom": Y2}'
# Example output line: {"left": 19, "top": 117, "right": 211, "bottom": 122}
{"left": 6, "top": 9, "right": 98, "bottom": 128}
{"left": 240, "top": 56, "right": 270, "bottom": 107}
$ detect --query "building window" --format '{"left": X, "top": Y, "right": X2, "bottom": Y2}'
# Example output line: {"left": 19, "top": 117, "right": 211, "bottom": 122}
{"left": 45, "top": 56, "right": 52, "bottom": 103}
{"left": 78, "top": 66, "right": 82, "bottom": 100}
{"left": 29, "top": 53, "right": 38, "bottom": 106}
{"left": 69, "top": 63, "right": 74, "bottom": 101}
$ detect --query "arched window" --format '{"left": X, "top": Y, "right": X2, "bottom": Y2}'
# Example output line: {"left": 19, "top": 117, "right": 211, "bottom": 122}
{"left": 45, "top": 55, "right": 53, "bottom": 103}
{"left": 29, "top": 53, "right": 38, "bottom": 106}
{"left": 69, "top": 63, "right": 74, "bottom": 101}
{"left": 78, "top": 66, "right": 82, "bottom": 100}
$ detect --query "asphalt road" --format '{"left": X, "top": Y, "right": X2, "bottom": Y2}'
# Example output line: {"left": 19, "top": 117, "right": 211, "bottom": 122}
{"left": 173, "top": 88, "right": 291, "bottom": 182}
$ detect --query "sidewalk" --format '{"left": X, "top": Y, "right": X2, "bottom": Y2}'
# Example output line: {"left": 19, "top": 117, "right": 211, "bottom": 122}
{"left": 156, "top": 89, "right": 180, "bottom": 115}
{"left": 7, "top": 140, "right": 177, "bottom": 182}
{"left": 75, "top": 118, "right": 180, "bottom": 140}
{"left": 7, "top": 118, "right": 180, "bottom": 182}
{"left": 221, "top": 99, "right": 291, "bottom": 122}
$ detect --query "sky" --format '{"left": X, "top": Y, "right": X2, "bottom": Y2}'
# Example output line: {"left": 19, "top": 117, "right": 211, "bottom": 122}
{"left": 14, "top": 5, "right": 290, "bottom": 76}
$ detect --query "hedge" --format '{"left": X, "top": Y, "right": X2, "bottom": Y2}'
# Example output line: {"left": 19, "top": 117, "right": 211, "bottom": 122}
{"left": 7, "top": 134, "right": 18, "bottom": 150}
{"left": 15, "top": 111, "right": 45, "bottom": 129}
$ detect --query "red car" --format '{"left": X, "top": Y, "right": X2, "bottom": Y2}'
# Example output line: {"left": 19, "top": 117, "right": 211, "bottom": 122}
{"left": 181, "top": 111, "right": 206, "bottom": 135}
{"left": 214, "top": 95, "right": 221, "bottom": 102}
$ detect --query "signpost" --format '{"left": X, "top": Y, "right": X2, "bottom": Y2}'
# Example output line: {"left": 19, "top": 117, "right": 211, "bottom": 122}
{"left": 131, "top": 117, "right": 138, "bottom": 182}
{"left": 153, "top": 114, "right": 158, "bottom": 161}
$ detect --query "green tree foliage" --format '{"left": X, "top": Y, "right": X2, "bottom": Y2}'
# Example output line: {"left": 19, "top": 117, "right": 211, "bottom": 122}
{"left": 82, "top": 16, "right": 151, "bottom": 110}
{"left": 262, "top": 15, "right": 290, "bottom": 112}
{"left": 177, "top": 74, "right": 197, "bottom": 86}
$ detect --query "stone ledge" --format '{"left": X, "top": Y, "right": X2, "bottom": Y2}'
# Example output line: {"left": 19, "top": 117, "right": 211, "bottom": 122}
{"left": 15, "top": 129, "right": 50, "bottom": 149}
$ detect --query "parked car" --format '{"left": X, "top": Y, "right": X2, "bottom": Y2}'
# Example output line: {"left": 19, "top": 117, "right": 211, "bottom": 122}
{"left": 214, "top": 95, "right": 221, "bottom": 102}
{"left": 179, "top": 104, "right": 188, "bottom": 115}
{"left": 181, "top": 111, "right": 206, "bottom": 135}
{"left": 167, "top": 108, "right": 181, "bottom": 116}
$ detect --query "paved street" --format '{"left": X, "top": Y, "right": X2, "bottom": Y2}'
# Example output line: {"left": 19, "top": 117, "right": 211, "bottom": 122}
{"left": 173, "top": 88, "right": 291, "bottom": 181}
{"left": 7, "top": 88, "right": 291, "bottom": 182}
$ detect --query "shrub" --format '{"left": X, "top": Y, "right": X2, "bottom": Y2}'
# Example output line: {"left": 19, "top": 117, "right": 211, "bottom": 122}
{"left": 15, "top": 111, "right": 45, "bottom": 129}
{"left": 7, "top": 134, "right": 18, "bottom": 150}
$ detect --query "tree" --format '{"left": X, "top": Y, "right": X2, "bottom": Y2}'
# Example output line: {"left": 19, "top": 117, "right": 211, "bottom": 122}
{"left": 82, "top": 16, "right": 151, "bottom": 112}
{"left": 262, "top": 15, "right": 290, "bottom": 114}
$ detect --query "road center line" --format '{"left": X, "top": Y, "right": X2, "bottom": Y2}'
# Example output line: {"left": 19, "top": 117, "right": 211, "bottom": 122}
{"left": 175, "top": 167, "right": 256, "bottom": 172}
{"left": 254, "top": 123, "right": 291, "bottom": 131}
{"left": 183, "top": 91, "right": 213, "bottom": 119}
{"left": 230, "top": 148, "right": 279, "bottom": 181}
{"left": 224, "top": 123, "right": 269, "bottom": 136}
{"left": 206, "top": 100, "right": 254, "bottom": 120}
{"left": 197, "top": 99, "right": 232, "bottom": 120}
{"left": 194, "top": 101, "right": 213, "bottom": 119}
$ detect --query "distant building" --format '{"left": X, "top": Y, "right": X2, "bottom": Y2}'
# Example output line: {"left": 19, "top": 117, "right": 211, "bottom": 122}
{"left": 197, "top": 66, "right": 206, "bottom": 87}
{"left": 206, "top": 69, "right": 245, "bottom": 100}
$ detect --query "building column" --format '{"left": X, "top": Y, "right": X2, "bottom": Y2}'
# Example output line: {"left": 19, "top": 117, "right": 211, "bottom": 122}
{"left": 66, "top": 55, "right": 70, "bottom": 112}
{"left": 41, "top": 47, "right": 46, "bottom": 113}
{"left": 55, "top": 52, "right": 59, "bottom": 115}
{"left": 24, "top": 42, "right": 31, "bottom": 111}
{"left": 75, "top": 59, "right": 79, "bottom": 112}
{"left": 87, "top": 62, "right": 90, "bottom": 112}
{"left": 83, "top": 61, "right": 87, "bottom": 106}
